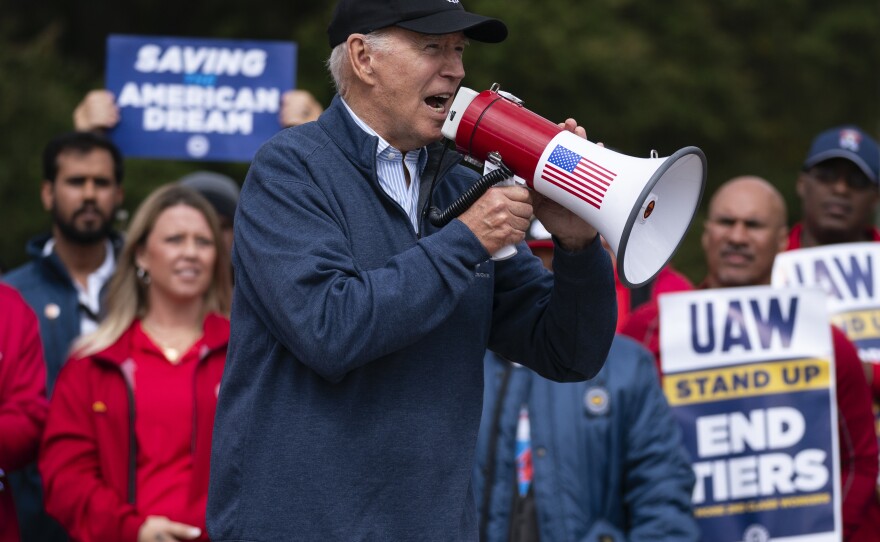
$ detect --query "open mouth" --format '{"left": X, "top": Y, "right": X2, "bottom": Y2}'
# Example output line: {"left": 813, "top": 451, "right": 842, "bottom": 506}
{"left": 425, "top": 94, "right": 452, "bottom": 113}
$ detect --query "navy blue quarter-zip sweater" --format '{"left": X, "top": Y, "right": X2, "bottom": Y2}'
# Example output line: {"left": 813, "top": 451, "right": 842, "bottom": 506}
{"left": 207, "top": 95, "right": 616, "bottom": 542}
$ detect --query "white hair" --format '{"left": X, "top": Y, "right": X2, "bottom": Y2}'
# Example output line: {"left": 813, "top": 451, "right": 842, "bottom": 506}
{"left": 326, "top": 29, "right": 396, "bottom": 97}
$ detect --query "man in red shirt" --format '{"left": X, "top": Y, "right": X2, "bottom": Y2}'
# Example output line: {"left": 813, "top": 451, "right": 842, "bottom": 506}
{"left": 786, "top": 126, "right": 880, "bottom": 541}
{"left": 788, "top": 125, "right": 880, "bottom": 388}
{"left": 622, "top": 176, "right": 878, "bottom": 540}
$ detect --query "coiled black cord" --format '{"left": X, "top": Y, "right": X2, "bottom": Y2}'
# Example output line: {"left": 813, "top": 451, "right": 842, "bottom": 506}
{"left": 427, "top": 163, "right": 514, "bottom": 227}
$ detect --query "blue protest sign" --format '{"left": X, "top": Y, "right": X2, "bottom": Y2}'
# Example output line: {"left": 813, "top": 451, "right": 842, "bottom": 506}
{"left": 105, "top": 34, "right": 296, "bottom": 162}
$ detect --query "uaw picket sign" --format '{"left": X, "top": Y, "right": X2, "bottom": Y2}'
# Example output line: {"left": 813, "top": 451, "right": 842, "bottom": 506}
{"left": 772, "top": 242, "right": 880, "bottom": 505}
{"left": 660, "top": 286, "right": 841, "bottom": 542}
{"left": 105, "top": 34, "right": 296, "bottom": 162}
{"left": 772, "top": 243, "right": 880, "bottom": 363}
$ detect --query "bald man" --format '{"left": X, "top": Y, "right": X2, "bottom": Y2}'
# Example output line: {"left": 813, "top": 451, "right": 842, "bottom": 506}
{"left": 621, "top": 176, "right": 878, "bottom": 540}
{"left": 701, "top": 176, "right": 789, "bottom": 288}
{"left": 620, "top": 176, "right": 789, "bottom": 355}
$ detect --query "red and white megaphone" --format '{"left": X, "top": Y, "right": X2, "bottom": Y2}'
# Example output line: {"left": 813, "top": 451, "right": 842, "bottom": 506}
{"left": 440, "top": 84, "right": 706, "bottom": 288}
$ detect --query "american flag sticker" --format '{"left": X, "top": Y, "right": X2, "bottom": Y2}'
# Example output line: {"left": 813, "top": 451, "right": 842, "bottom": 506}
{"left": 541, "top": 145, "right": 617, "bottom": 209}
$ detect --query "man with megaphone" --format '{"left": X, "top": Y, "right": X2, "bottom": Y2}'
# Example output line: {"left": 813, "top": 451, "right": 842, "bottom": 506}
{"left": 206, "top": 1, "right": 621, "bottom": 540}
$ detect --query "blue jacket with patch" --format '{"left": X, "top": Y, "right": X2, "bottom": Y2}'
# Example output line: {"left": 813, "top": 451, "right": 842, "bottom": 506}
{"left": 4, "top": 233, "right": 121, "bottom": 396}
{"left": 207, "top": 95, "right": 617, "bottom": 541}
{"left": 474, "top": 340, "right": 699, "bottom": 542}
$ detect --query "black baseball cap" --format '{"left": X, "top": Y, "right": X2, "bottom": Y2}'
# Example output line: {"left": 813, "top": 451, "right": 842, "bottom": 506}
{"left": 328, "top": 0, "right": 508, "bottom": 48}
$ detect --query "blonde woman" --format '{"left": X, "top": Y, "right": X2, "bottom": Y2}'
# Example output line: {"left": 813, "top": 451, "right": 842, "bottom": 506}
{"left": 39, "top": 184, "right": 232, "bottom": 542}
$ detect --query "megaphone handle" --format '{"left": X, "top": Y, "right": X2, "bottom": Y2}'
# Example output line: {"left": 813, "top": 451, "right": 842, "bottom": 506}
{"left": 424, "top": 154, "right": 517, "bottom": 260}
{"left": 427, "top": 163, "right": 513, "bottom": 227}
{"left": 492, "top": 244, "right": 518, "bottom": 260}
{"left": 486, "top": 164, "right": 517, "bottom": 261}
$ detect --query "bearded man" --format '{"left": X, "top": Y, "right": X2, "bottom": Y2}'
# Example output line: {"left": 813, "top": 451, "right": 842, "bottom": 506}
{"left": 3, "top": 130, "right": 124, "bottom": 542}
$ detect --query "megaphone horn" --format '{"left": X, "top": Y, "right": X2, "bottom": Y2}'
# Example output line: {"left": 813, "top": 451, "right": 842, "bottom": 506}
{"left": 439, "top": 85, "right": 707, "bottom": 288}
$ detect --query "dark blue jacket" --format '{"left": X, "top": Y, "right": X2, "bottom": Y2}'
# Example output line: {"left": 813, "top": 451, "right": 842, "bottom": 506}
{"left": 3, "top": 232, "right": 121, "bottom": 542}
{"left": 207, "top": 95, "right": 617, "bottom": 542}
{"left": 474, "top": 341, "right": 699, "bottom": 542}
{"left": 4, "top": 233, "right": 122, "bottom": 395}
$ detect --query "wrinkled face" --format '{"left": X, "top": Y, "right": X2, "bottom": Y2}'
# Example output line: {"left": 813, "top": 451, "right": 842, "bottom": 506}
{"left": 364, "top": 28, "right": 467, "bottom": 152}
{"left": 136, "top": 204, "right": 217, "bottom": 305}
{"left": 702, "top": 184, "right": 788, "bottom": 288}
{"left": 797, "top": 158, "right": 879, "bottom": 245}
{"left": 41, "top": 149, "right": 123, "bottom": 245}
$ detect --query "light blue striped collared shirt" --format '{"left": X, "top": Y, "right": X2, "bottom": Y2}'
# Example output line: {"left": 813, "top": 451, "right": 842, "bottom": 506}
{"left": 341, "top": 98, "right": 428, "bottom": 233}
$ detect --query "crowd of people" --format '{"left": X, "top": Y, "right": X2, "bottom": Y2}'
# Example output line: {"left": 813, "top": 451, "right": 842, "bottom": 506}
{"left": 1, "top": 0, "right": 879, "bottom": 541}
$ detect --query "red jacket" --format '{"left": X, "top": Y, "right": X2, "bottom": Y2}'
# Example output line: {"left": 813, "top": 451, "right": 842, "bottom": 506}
{"left": 621, "top": 292, "right": 878, "bottom": 540}
{"left": 39, "top": 314, "right": 228, "bottom": 542}
{"left": 0, "top": 284, "right": 48, "bottom": 542}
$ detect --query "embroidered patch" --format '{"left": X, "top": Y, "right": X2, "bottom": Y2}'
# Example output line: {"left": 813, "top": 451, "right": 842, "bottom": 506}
{"left": 839, "top": 128, "right": 862, "bottom": 152}
{"left": 584, "top": 387, "right": 610, "bottom": 416}
{"left": 92, "top": 401, "right": 107, "bottom": 413}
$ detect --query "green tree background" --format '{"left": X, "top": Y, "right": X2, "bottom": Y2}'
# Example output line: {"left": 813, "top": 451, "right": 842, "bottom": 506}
{"left": 2, "top": 0, "right": 878, "bottom": 280}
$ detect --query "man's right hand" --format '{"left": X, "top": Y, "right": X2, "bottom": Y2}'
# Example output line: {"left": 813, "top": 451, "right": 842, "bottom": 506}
{"left": 137, "top": 516, "right": 202, "bottom": 542}
{"left": 73, "top": 89, "right": 119, "bottom": 132}
{"left": 457, "top": 185, "right": 533, "bottom": 255}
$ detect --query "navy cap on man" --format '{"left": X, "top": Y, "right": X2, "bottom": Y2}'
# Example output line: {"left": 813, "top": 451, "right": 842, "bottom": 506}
{"left": 794, "top": 125, "right": 880, "bottom": 247}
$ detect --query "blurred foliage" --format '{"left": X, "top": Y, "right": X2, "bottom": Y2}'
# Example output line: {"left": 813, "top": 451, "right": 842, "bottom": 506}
{"left": 1, "top": 0, "right": 878, "bottom": 281}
